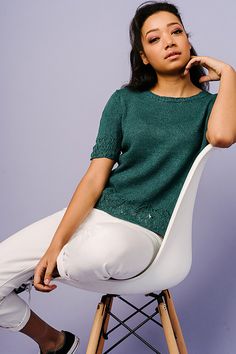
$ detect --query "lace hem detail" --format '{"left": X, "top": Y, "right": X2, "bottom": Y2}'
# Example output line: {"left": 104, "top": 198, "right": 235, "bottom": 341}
{"left": 90, "top": 136, "right": 121, "bottom": 161}
{"left": 94, "top": 189, "right": 171, "bottom": 237}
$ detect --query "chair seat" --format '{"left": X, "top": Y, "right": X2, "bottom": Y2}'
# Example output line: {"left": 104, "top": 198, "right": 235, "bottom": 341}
{"left": 55, "top": 145, "right": 217, "bottom": 296}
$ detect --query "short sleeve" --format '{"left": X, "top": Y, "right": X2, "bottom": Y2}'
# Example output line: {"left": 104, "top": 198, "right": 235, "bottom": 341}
{"left": 90, "top": 90, "right": 123, "bottom": 162}
{"left": 200, "top": 93, "right": 218, "bottom": 150}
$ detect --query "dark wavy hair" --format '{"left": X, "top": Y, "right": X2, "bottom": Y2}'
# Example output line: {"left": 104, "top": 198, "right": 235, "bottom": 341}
{"left": 121, "top": 1, "right": 209, "bottom": 92}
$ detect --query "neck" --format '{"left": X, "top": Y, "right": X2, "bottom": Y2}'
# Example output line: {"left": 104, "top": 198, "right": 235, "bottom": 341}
{"left": 151, "top": 72, "right": 201, "bottom": 97}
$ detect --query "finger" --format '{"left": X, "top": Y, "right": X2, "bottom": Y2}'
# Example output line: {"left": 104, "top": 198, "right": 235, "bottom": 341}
{"left": 34, "top": 270, "right": 57, "bottom": 292}
{"left": 186, "top": 59, "right": 201, "bottom": 70}
{"left": 34, "top": 283, "right": 57, "bottom": 293}
{"left": 199, "top": 75, "right": 211, "bottom": 83}
{"left": 44, "top": 274, "right": 52, "bottom": 286}
{"left": 34, "top": 264, "right": 46, "bottom": 287}
{"left": 33, "top": 264, "right": 56, "bottom": 292}
{"left": 44, "top": 262, "right": 57, "bottom": 286}
{"left": 183, "top": 61, "right": 202, "bottom": 76}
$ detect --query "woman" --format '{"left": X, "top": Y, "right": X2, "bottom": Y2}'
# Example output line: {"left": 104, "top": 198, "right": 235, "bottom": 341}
{"left": 1, "top": 1, "right": 235, "bottom": 353}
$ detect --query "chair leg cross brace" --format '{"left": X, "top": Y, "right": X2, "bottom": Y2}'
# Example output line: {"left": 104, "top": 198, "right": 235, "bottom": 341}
{"left": 106, "top": 295, "right": 163, "bottom": 337}
{"left": 105, "top": 308, "right": 162, "bottom": 353}
{"left": 86, "top": 289, "right": 188, "bottom": 354}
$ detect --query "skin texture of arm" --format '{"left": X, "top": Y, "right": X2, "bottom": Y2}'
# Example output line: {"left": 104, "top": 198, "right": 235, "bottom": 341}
{"left": 33, "top": 157, "right": 116, "bottom": 292}
{"left": 48, "top": 157, "right": 116, "bottom": 249}
{"left": 183, "top": 56, "right": 236, "bottom": 148}
{"left": 206, "top": 65, "right": 236, "bottom": 147}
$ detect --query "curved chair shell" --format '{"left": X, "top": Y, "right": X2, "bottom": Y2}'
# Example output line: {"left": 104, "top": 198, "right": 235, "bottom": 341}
{"left": 57, "top": 144, "right": 218, "bottom": 295}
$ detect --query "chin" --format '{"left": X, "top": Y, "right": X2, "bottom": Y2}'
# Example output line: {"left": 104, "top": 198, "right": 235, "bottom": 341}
{"left": 157, "top": 64, "right": 186, "bottom": 76}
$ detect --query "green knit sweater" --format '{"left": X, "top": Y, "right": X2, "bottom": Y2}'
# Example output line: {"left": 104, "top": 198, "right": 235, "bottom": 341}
{"left": 90, "top": 87, "right": 217, "bottom": 238}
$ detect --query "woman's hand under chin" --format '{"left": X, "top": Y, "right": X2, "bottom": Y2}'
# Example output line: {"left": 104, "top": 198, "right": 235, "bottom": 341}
{"left": 181, "top": 55, "right": 233, "bottom": 82}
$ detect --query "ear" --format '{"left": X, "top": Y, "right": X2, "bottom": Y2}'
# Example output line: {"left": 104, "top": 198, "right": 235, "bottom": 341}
{"left": 139, "top": 51, "right": 149, "bottom": 65}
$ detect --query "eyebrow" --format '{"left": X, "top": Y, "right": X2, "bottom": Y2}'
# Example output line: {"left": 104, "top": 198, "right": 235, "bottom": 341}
{"left": 145, "top": 22, "right": 182, "bottom": 37}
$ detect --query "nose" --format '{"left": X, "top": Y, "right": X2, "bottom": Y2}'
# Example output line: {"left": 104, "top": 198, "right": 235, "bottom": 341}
{"left": 163, "top": 33, "right": 175, "bottom": 49}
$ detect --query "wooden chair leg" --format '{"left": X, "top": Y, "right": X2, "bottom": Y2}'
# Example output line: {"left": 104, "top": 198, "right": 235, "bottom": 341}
{"left": 86, "top": 295, "right": 113, "bottom": 354}
{"left": 163, "top": 289, "right": 188, "bottom": 354}
{"left": 96, "top": 295, "right": 113, "bottom": 354}
{"left": 157, "top": 296, "right": 180, "bottom": 354}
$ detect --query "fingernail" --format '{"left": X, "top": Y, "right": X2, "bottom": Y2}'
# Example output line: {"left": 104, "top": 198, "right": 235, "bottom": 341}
{"left": 44, "top": 279, "right": 50, "bottom": 285}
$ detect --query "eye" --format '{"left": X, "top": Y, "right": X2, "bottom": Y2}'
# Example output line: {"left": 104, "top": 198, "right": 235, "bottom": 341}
{"left": 172, "top": 29, "right": 183, "bottom": 34}
{"left": 148, "top": 37, "right": 160, "bottom": 43}
{"left": 148, "top": 29, "right": 183, "bottom": 43}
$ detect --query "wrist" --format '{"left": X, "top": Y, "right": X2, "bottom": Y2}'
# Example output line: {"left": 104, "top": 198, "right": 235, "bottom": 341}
{"left": 48, "top": 240, "right": 65, "bottom": 252}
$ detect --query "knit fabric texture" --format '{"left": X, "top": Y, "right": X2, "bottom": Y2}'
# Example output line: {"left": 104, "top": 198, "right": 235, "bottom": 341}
{"left": 90, "top": 87, "right": 217, "bottom": 238}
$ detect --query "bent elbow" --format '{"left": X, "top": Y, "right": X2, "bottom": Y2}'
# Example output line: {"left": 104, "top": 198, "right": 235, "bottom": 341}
{"left": 207, "top": 132, "right": 235, "bottom": 148}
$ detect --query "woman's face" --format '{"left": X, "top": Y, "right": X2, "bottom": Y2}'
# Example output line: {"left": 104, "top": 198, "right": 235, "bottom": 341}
{"left": 140, "top": 11, "right": 191, "bottom": 75}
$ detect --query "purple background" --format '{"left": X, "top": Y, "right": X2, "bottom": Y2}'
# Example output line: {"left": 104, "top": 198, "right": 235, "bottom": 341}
{"left": 1, "top": 1, "right": 236, "bottom": 353}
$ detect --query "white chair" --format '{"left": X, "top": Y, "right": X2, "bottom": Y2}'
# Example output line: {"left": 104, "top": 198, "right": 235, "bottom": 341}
{"left": 58, "top": 143, "right": 219, "bottom": 353}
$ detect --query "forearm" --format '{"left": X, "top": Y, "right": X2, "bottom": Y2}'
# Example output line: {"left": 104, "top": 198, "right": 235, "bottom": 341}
{"left": 208, "top": 64, "right": 236, "bottom": 145}
{"left": 48, "top": 174, "right": 103, "bottom": 250}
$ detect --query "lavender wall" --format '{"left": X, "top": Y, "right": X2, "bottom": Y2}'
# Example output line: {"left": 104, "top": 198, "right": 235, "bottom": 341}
{"left": 1, "top": 1, "right": 235, "bottom": 353}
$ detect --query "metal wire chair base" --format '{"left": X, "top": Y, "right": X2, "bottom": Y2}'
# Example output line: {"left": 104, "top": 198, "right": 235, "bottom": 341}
{"left": 101, "top": 292, "right": 165, "bottom": 354}
{"left": 86, "top": 289, "right": 187, "bottom": 354}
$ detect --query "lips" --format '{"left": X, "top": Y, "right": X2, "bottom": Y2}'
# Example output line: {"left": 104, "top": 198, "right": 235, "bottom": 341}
{"left": 165, "top": 51, "right": 181, "bottom": 59}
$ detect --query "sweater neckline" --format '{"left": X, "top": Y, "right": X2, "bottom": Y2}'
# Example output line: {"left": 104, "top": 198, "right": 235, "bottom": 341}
{"left": 144, "top": 89, "right": 208, "bottom": 102}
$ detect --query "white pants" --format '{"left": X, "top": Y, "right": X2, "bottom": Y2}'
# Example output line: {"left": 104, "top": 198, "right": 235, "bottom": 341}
{"left": 0, "top": 207, "right": 163, "bottom": 332}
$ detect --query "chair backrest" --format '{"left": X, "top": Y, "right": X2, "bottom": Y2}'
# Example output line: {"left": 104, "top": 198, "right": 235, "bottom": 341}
{"left": 66, "top": 144, "right": 218, "bottom": 295}
{"left": 141, "top": 143, "right": 215, "bottom": 291}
